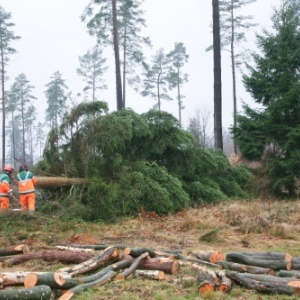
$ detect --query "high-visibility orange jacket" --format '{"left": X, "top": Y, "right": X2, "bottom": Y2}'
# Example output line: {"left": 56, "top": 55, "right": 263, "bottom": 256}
{"left": 0, "top": 172, "right": 12, "bottom": 197}
{"left": 16, "top": 171, "right": 37, "bottom": 194}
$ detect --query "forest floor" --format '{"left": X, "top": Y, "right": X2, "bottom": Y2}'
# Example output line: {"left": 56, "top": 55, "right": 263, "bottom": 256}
{"left": 1, "top": 199, "right": 300, "bottom": 300}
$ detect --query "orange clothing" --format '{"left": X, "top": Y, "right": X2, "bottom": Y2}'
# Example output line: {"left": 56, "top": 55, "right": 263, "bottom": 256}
{"left": 17, "top": 171, "right": 37, "bottom": 211}
{"left": 0, "top": 172, "right": 12, "bottom": 210}
{"left": 19, "top": 193, "right": 36, "bottom": 211}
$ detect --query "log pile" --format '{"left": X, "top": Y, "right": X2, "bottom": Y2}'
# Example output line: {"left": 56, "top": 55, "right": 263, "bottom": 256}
{"left": 1, "top": 244, "right": 300, "bottom": 299}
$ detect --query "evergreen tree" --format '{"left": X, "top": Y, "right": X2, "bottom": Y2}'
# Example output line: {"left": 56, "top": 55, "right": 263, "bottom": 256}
{"left": 24, "top": 104, "right": 37, "bottom": 165}
{"left": 35, "top": 122, "right": 46, "bottom": 160}
{"left": 0, "top": 5, "right": 20, "bottom": 167}
{"left": 82, "top": 0, "right": 151, "bottom": 108}
{"left": 11, "top": 74, "right": 36, "bottom": 164}
{"left": 140, "top": 48, "right": 172, "bottom": 111}
{"left": 77, "top": 45, "right": 108, "bottom": 102}
{"left": 231, "top": 0, "right": 300, "bottom": 196}
{"left": 45, "top": 71, "right": 68, "bottom": 129}
{"left": 166, "top": 42, "right": 189, "bottom": 126}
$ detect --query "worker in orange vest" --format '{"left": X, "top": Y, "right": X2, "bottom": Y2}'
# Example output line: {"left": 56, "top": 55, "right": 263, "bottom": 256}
{"left": 0, "top": 165, "right": 14, "bottom": 210}
{"left": 16, "top": 164, "right": 37, "bottom": 212}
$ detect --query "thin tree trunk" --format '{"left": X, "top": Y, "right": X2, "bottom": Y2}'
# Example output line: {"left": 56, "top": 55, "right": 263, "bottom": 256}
{"left": 231, "top": 0, "right": 237, "bottom": 154}
{"left": 212, "top": 0, "right": 223, "bottom": 150}
{"left": 112, "top": 0, "right": 123, "bottom": 110}
{"left": 1, "top": 41, "right": 5, "bottom": 168}
{"left": 122, "top": 24, "right": 127, "bottom": 108}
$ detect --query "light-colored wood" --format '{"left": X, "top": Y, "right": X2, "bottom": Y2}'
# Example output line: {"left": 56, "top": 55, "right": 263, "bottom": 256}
{"left": 55, "top": 246, "right": 95, "bottom": 253}
{"left": 35, "top": 176, "right": 88, "bottom": 188}
{"left": 134, "top": 270, "right": 165, "bottom": 280}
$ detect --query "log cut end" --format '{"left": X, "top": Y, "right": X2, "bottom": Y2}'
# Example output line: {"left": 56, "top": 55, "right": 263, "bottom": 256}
{"left": 58, "top": 291, "right": 74, "bottom": 300}
{"left": 171, "top": 261, "right": 180, "bottom": 274}
{"left": 211, "top": 251, "right": 224, "bottom": 263}
{"left": 24, "top": 273, "right": 38, "bottom": 288}
{"left": 198, "top": 283, "right": 214, "bottom": 294}
{"left": 287, "top": 261, "right": 292, "bottom": 271}
{"left": 288, "top": 281, "right": 300, "bottom": 288}
{"left": 285, "top": 253, "right": 292, "bottom": 262}
{"left": 218, "top": 283, "right": 230, "bottom": 292}
{"left": 22, "top": 245, "right": 30, "bottom": 254}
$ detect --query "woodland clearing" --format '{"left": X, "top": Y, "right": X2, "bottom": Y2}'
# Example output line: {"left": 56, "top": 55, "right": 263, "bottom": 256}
{"left": 1, "top": 199, "right": 300, "bottom": 300}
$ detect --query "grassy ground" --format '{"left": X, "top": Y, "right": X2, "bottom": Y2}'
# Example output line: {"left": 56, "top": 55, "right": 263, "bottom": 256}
{"left": 1, "top": 199, "right": 300, "bottom": 299}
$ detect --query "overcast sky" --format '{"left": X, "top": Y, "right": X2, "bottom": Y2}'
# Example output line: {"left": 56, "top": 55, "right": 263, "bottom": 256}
{"left": 1, "top": 0, "right": 281, "bottom": 131}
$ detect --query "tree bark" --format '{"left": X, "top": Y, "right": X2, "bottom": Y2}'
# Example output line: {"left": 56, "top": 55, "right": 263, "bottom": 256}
{"left": 1, "top": 251, "right": 93, "bottom": 267}
{"left": 124, "top": 247, "right": 156, "bottom": 258}
{"left": 58, "top": 270, "right": 116, "bottom": 300}
{"left": 0, "top": 244, "right": 30, "bottom": 256}
{"left": 278, "top": 270, "right": 300, "bottom": 279}
{"left": 24, "top": 272, "right": 79, "bottom": 290}
{"left": 35, "top": 177, "right": 88, "bottom": 188}
{"left": 120, "top": 254, "right": 180, "bottom": 274}
{"left": 216, "top": 270, "right": 232, "bottom": 292}
{"left": 240, "top": 251, "right": 292, "bottom": 262}
{"left": 197, "top": 265, "right": 218, "bottom": 293}
{"left": 57, "top": 246, "right": 119, "bottom": 276}
{"left": 217, "top": 261, "right": 276, "bottom": 275}
{"left": 175, "top": 253, "right": 220, "bottom": 268}
{"left": 212, "top": 0, "right": 223, "bottom": 150}
{"left": 134, "top": 270, "right": 165, "bottom": 280}
{"left": 116, "top": 252, "right": 149, "bottom": 280}
{"left": 226, "top": 270, "right": 300, "bottom": 295}
{"left": 226, "top": 252, "right": 291, "bottom": 270}
{"left": 191, "top": 250, "right": 224, "bottom": 264}
{"left": 0, "top": 285, "right": 54, "bottom": 299}
{"left": 0, "top": 271, "right": 70, "bottom": 287}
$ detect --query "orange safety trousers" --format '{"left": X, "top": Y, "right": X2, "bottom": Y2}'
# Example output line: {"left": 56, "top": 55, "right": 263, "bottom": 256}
{"left": 19, "top": 193, "right": 36, "bottom": 211}
{"left": 0, "top": 197, "right": 9, "bottom": 210}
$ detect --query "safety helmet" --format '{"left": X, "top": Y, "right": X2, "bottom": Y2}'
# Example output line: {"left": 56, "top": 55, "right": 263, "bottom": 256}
{"left": 19, "top": 164, "right": 28, "bottom": 172}
{"left": 4, "top": 165, "right": 13, "bottom": 173}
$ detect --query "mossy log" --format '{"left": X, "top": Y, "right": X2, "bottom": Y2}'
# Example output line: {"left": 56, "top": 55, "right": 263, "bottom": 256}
{"left": 217, "top": 261, "right": 275, "bottom": 275}
{"left": 0, "top": 285, "right": 54, "bottom": 299}
{"left": 58, "top": 270, "right": 116, "bottom": 300}
{"left": 226, "top": 252, "right": 291, "bottom": 270}
{"left": 0, "top": 244, "right": 30, "bottom": 256}
{"left": 278, "top": 270, "right": 300, "bottom": 279}
{"left": 197, "top": 265, "right": 218, "bottom": 294}
{"left": 58, "top": 246, "right": 119, "bottom": 276}
{"left": 0, "top": 271, "right": 70, "bottom": 288}
{"left": 116, "top": 252, "right": 149, "bottom": 280}
{"left": 240, "top": 251, "right": 292, "bottom": 261}
{"left": 124, "top": 247, "right": 156, "bottom": 258}
{"left": 24, "top": 272, "right": 79, "bottom": 290}
{"left": 226, "top": 270, "right": 300, "bottom": 295}
{"left": 1, "top": 251, "right": 93, "bottom": 268}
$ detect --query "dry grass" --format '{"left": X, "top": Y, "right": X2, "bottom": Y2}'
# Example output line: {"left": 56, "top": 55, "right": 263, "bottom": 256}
{"left": 1, "top": 199, "right": 300, "bottom": 299}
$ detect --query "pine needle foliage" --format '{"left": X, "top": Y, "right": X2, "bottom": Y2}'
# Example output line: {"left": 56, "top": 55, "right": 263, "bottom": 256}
{"left": 38, "top": 102, "right": 251, "bottom": 221}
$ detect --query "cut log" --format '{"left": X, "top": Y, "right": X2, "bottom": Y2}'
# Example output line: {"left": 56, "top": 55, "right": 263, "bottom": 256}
{"left": 239, "top": 272, "right": 300, "bottom": 285}
{"left": 57, "top": 246, "right": 119, "bottom": 276}
{"left": 120, "top": 254, "right": 180, "bottom": 274}
{"left": 0, "top": 285, "right": 54, "bottom": 299}
{"left": 278, "top": 270, "right": 300, "bottom": 279}
{"left": 154, "top": 250, "right": 175, "bottom": 260}
{"left": 216, "top": 270, "right": 232, "bottom": 292}
{"left": 197, "top": 265, "right": 218, "bottom": 294}
{"left": 226, "top": 252, "right": 291, "bottom": 270}
{"left": 240, "top": 251, "right": 292, "bottom": 262}
{"left": 80, "top": 259, "right": 131, "bottom": 284}
{"left": 56, "top": 243, "right": 128, "bottom": 250}
{"left": 0, "top": 244, "right": 30, "bottom": 256}
{"left": 191, "top": 250, "right": 224, "bottom": 264}
{"left": 58, "top": 270, "right": 116, "bottom": 300}
{"left": 24, "top": 272, "right": 79, "bottom": 290}
{"left": 134, "top": 270, "right": 165, "bottom": 280}
{"left": 226, "top": 270, "right": 300, "bottom": 295}
{"left": 116, "top": 252, "right": 149, "bottom": 280}
{"left": 0, "top": 271, "right": 70, "bottom": 288}
{"left": 175, "top": 253, "right": 220, "bottom": 269}
{"left": 35, "top": 176, "right": 88, "bottom": 188}
{"left": 124, "top": 247, "right": 156, "bottom": 258}
{"left": 217, "top": 261, "right": 275, "bottom": 275}
{"left": 55, "top": 246, "right": 95, "bottom": 253}
{"left": 1, "top": 250, "right": 94, "bottom": 267}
